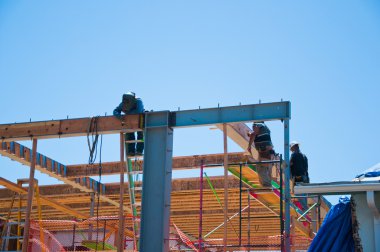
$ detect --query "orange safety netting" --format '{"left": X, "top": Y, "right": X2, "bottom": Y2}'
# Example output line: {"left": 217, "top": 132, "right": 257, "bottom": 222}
{"left": 173, "top": 223, "right": 199, "bottom": 252}
{"left": 13, "top": 217, "right": 313, "bottom": 251}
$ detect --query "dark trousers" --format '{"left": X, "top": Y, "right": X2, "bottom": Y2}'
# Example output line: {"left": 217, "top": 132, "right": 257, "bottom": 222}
{"left": 294, "top": 175, "right": 309, "bottom": 183}
{"left": 126, "top": 131, "right": 144, "bottom": 155}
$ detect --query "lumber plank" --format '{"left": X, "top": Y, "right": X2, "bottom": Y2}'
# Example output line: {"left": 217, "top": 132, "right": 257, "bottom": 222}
{"left": 0, "top": 115, "right": 142, "bottom": 141}
{"left": 66, "top": 152, "right": 248, "bottom": 178}
{"left": 0, "top": 142, "right": 126, "bottom": 212}
{"left": 0, "top": 177, "right": 88, "bottom": 219}
{"left": 216, "top": 123, "right": 259, "bottom": 160}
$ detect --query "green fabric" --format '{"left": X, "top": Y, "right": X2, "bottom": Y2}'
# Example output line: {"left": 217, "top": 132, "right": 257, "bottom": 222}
{"left": 82, "top": 240, "right": 116, "bottom": 250}
{"left": 204, "top": 172, "right": 223, "bottom": 207}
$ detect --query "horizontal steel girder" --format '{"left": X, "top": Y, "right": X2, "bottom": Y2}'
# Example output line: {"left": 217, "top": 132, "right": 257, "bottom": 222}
{"left": 0, "top": 102, "right": 290, "bottom": 141}
{"left": 172, "top": 101, "right": 290, "bottom": 127}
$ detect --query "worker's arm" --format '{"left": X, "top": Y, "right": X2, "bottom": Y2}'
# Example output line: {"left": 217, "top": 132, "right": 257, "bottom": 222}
{"left": 113, "top": 103, "right": 123, "bottom": 119}
{"left": 128, "top": 98, "right": 145, "bottom": 114}
{"left": 135, "top": 98, "right": 144, "bottom": 113}
{"left": 247, "top": 130, "right": 257, "bottom": 153}
{"left": 247, "top": 126, "right": 261, "bottom": 153}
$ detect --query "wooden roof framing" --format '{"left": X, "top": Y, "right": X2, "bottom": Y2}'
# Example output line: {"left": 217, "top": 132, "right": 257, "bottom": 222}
{"left": 0, "top": 117, "right": 329, "bottom": 249}
{"left": 0, "top": 176, "right": 312, "bottom": 240}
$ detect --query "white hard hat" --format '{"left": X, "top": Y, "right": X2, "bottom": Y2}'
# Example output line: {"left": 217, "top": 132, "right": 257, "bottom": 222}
{"left": 123, "top": 92, "right": 135, "bottom": 99}
{"left": 290, "top": 141, "right": 300, "bottom": 148}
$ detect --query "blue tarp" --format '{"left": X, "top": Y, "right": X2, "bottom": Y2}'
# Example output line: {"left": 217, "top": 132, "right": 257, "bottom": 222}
{"left": 308, "top": 197, "right": 354, "bottom": 252}
{"left": 355, "top": 162, "right": 380, "bottom": 180}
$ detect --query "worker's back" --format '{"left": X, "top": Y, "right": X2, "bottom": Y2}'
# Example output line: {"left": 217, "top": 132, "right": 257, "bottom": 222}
{"left": 254, "top": 123, "right": 273, "bottom": 150}
{"left": 291, "top": 151, "right": 308, "bottom": 178}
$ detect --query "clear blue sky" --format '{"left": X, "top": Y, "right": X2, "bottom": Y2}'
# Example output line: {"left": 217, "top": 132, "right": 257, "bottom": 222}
{"left": 1, "top": 1, "right": 379, "bottom": 204}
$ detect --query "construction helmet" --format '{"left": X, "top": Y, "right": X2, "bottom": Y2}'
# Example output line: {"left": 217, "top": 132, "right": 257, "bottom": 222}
{"left": 290, "top": 141, "right": 299, "bottom": 149}
{"left": 252, "top": 121, "right": 264, "bottom": 128}
{"left": 122, "top": 92, "right": 137, "bottom": 111}
{"left": 122, "top": 92, "right": 136, "bottom": 100}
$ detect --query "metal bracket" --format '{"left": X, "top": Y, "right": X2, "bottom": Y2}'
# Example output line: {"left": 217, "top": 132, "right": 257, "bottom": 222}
{"left": 367, "top": 191, "right": 380, "bottom": 220}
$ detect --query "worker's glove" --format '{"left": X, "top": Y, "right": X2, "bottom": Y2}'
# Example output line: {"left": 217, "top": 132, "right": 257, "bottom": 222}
{"left": 247, "top": 146, "right": 252, "bottom": 153}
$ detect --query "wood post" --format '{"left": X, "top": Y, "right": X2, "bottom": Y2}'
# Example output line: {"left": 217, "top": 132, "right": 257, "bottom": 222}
{"left": 118, "top": 133, "right": 125, "bottom": 252}
{"left": 22, "top": 138, "right": 37, "bottom": 252}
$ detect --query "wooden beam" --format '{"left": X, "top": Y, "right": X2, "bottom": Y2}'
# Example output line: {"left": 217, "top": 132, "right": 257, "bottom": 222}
{"left": 22, "top": 139, "right": 37, "bottom": 252}
{"left": 66, "top": 152, "right": 248, "bottom": 178}
{"left": 0, "top": 115, "right": 143, "bottom": 141}
{"left": 0, "top": 177, "right": 135, "bottom": 238}
{"left": 0, "top": 141, "right": 126, "bottom": 212}
{"left": 0, "top": 177, "right": 88, "bottom": 219}
{"left": 0, "top": 176, "right": 243, "bottom": 198}
{"left": 118, "top": 133, "right": 125, "bottom": 252}
{"left": 216, "top": 123, "right": 259, "bottom": 160}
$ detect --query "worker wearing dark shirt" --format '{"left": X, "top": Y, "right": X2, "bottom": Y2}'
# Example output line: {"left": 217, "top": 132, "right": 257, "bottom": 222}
{"left": 113, "top": 92, "right": 144, "bottom": 156}
{"left": 290, "top": 141, "right": 309, "bottom": 183}
{"left": 247, "top": 122, "right": 275, "bottom": 187}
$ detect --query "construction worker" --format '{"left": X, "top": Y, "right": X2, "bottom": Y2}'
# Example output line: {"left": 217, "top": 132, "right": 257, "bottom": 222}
{"left": 113, "top": 92, "right": 144, "bottom": 156}
{"left": 290, "top": 141, "right": 309, "bottom": 183}
{"left": 247, "top": 122, "right": 275, "bottom": 187}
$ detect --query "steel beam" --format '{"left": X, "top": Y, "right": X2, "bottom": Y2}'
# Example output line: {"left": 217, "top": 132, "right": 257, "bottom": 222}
{"left": 295, "top": 182, "right": 380, "bottom": 195}
{"left": 223, "top": 124, "right": 228, "bottom": 251}
{"left": 0, "top": 102, "right": 289, "bottom": 141}
{"left": 173, "top": 102, "right": 290, "bottom": 127}
{"left": 140, "top": 111, "right": 173, "bottom": 252}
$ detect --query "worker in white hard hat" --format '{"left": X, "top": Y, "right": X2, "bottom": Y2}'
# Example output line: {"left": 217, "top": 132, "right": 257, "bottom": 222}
{"left": 290, "top": 141, "right": 309, "bottom": 183}
{"left": 113, "top": 92, "right": 145, "bottom": 156}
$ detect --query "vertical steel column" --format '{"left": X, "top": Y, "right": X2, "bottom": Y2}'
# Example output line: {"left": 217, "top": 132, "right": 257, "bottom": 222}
{"left": 22, "top": 138, "right": 37, "bottom": 252}
{"left": 140, "top": 111, "right": 173, "bottom": 252}
{"left": 199, "top": 160, "right": 204, "bottom": 252}
{"left": 283, "top": 119, "right": 291, "bottom": 251}
{"left": 280, "top": 155, "right": 284, "bottom": 251}
{"left": 118, "top": 133, "right": 125, "bottom": 252}
{"left": 223, "top": 124, "right": 228, "bottom": 251}
{"left": 239, "top": 163, "right": 242, "bottom": 247}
